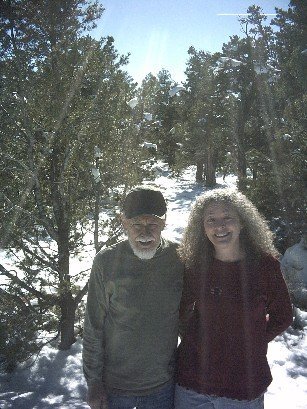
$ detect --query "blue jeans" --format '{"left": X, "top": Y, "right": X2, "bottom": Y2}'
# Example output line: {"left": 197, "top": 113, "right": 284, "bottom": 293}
{"left": 108, "top": 382, "right": 175, "bottom": 409}
{"left": 174, "top": 384, "right": 264, "bottom": 409}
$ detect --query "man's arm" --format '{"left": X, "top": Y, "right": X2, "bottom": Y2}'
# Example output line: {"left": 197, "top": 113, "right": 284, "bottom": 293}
{"left": 83, "top": 255, "right": 109, "bottom": 408}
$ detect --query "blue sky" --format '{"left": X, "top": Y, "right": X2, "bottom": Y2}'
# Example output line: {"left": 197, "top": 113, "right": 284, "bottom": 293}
{"left": 92, "top": 0, "right": 290, "bottom": 84}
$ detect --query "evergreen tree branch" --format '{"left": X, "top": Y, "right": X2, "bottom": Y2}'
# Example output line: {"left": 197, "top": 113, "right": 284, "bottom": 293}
{"left": 0, "top": 263, "right": 48, "bottom": 300}
{"left": 14, "top": 238, "right": 59, "bottom": 273}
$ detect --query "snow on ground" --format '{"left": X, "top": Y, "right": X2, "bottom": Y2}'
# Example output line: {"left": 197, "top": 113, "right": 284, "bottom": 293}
{"left": 0, "top": 165, "right": 306, "bottom": 409}
{"left": 266, "top": 312, "right": 307, "bottom": 409}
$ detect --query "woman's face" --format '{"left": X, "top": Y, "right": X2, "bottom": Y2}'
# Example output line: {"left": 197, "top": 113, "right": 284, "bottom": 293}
{"left": 203, "top": 202, "right": 242, "bottom": 257}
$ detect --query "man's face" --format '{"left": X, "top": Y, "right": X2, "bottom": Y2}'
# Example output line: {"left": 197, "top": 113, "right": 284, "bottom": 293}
{"left": 122, "top": 214, "right": 165, "bottom": 259}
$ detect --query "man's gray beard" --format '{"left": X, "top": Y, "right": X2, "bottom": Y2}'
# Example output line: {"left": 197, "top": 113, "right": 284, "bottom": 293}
{"left": 128, "top": 238, "right": 159, "bottom": 260}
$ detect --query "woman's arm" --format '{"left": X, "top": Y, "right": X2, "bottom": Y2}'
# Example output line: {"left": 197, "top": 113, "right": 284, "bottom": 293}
{"left": 265, "top": 258, "right": 293, "bottom": 342}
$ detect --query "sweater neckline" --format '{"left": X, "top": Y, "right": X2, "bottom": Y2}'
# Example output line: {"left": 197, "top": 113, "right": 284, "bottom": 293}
{"left": 213, "top": 258, "right": 244, "bottom": 266}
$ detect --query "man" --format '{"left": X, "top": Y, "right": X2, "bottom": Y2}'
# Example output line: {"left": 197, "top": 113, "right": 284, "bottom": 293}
{"left": 83, "top": 186, "right": 184, "bottom": 409}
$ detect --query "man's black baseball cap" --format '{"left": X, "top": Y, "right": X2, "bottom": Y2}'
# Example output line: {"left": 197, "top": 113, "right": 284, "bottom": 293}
{"left": 122, "top": 186, "right": 167, "bottom": 219}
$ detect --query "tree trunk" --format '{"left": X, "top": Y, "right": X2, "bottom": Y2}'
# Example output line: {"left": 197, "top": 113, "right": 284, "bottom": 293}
{"left": 57, "top": 227, "right": 77, "bottom": 350}
{"left": 50, "top": 142, "right": 77, "bottom": 350}
{"left": 94, "top": 188, "right": 100, "bottom": 253}
{"left": 196, "top": 161, "right": 204, "bottom": 182}
{"left": 235, "top": 115, "right": 247, "bottom": 180}
{"left": 234, "top": 77, "right": 256, "bottom": 181}
{"left": 58, "top": 291, "right": 77, "bottom": 350}
{"left": 204, "top": 146, "right": 216, "bottom": 187}
{"left": 237, "top": 146, "right": 247, "bottom": 180}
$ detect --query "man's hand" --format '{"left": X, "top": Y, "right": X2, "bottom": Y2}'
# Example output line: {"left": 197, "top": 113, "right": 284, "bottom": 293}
{"left": 87, "top": 382, "right": 108, "bottom": 409}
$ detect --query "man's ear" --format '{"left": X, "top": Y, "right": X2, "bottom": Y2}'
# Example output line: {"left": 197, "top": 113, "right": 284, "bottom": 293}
{"left": 160, "top": 216, "right": 166, "bottom": 230}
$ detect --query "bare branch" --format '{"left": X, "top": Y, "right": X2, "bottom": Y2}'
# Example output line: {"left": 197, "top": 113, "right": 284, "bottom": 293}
{"left": 75, "top": 281, "right": 89, "bottom": 305}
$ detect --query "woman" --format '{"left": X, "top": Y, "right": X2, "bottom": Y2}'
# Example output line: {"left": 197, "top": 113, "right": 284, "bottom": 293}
{"left": 175, "top": 188, "right": 292, "bottom": 409}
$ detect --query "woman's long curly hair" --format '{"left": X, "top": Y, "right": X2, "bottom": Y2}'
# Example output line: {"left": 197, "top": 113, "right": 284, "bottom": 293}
{"left": 178, "top": 188, "right": 278, "bottom": 272}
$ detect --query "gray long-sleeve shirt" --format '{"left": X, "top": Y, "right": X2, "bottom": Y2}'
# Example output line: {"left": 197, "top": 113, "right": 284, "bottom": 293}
{"left": 82, "top": 238, "right": 184, "bottom": 395}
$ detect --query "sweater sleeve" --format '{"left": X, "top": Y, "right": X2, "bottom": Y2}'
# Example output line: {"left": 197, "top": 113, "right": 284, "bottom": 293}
{"left": 82, "top": 254, "right": 110, "bottom": 386}
{"left": 265, "top": 257, "right": 293, "bottom": 343}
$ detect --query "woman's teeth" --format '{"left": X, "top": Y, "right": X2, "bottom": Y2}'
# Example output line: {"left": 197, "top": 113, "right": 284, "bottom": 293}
{"left": 215, "top": 232, "right": 229, "bottom": 237}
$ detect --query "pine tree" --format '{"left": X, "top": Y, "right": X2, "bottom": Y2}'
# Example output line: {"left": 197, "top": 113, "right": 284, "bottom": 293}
{"left": 220, "top": 3, "right": 306, "bottom": 249}
{"left": 179, "top": 47, "right": 229, "bottom": 185}
{"left": 0, "top": 0, "right": 143, "bottom": 367}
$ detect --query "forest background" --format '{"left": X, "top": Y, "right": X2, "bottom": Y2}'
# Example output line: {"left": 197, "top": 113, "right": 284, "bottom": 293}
{"left": 0, "top": 0, "right": 306, "bottom": 372}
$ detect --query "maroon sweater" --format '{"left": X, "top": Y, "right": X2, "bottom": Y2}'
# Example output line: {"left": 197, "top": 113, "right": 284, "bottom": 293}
{"left": 176, "top": 255, "right": 293, "bottom": 401}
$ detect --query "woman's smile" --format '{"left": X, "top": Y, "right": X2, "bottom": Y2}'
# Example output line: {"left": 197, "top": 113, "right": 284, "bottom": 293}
{"left": 203, "top": 202, "right": 243, "bottom": 261}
